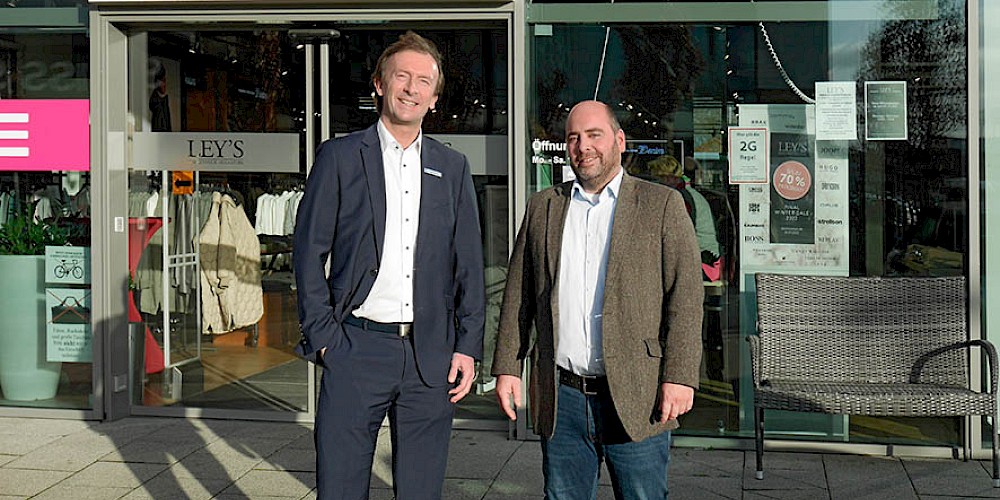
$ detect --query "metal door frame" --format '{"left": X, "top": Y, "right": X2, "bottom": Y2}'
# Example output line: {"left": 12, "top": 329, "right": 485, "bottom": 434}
{"left": 90, "top": 1, "right": 525, "bottom": 428}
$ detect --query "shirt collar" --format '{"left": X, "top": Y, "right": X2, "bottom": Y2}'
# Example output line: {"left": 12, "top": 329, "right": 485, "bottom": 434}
{"left": 377, "top": 119, "right": 422, "bottom": 155}
{"left": 572, "top": 167, "right": 625, "bottom": 203}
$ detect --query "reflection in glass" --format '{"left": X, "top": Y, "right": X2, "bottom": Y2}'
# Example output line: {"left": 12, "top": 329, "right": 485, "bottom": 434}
{"left": 529, "top": 0, "right": 968, "bottom": 446}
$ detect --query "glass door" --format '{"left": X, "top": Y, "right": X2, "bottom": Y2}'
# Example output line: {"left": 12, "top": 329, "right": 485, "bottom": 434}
{"left": 128, "top": 29, "right": 311, "bottom": 415}
{"left": 122, "top": 19, "right": 511, "bottom": 425}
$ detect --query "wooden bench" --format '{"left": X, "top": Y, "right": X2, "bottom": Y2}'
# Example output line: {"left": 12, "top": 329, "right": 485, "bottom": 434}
{"left": 749, "top": 273, "right": 999, "bottom": 487}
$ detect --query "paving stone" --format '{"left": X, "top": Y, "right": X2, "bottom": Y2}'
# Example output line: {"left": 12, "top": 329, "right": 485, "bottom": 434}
{"left": 445, "top": 429, "right": 521, "bottom": 480}
{"left": 31, "top": 485, "right": 132, "bottom": 500}
{"left": 824, "top": 454, "right": 917, "bottom": 500}
{"left": 61, "top": 461, "right": 166, "bottom": 488}
{"left": 671, "top": 448, "right": 744, "bottom": 478}
{"left": 743, "top": 451, "right": 827, "bottom": 490}
{"left": 213, "top": 495, "right": 300, "bottom": 500}
{"left": 221, "top": 470, "right": 314, "bottom": 498}
{"left": 220, "top": 437, "right": 292, "bottom": 460}
{"left": 669, "top": 475, "right": 742, "bottom": 499}
{"left": 0, "top": 468, "right": 72, "bottom": 497}
{"left": 482, "top": 495, "right": 544, "bottom": 500}
{"left": 120, "top": 475, "right": 232, "bottom": 500}
{"left": 169, "top": 447, "right": 264, "bottom": 480}
{"left": 905, "top": 458, "right": 1000, "bottom": 498}
{"left": 259, "top": 445, "right": 315, "bottom": 472}
{"left": 86, "top": 419, "right": 168, "bottom": 445}
{"left": 0, "top": 432, "right": 61, "bottom": 455}
{"left": 196, "top": 420, "right": 312, "bottom": 442}
{"left": 0, "top": 418, "right": 90, "bottom": 438}
{"left": 365, "top": 489, "right": 393, "bottom": 500}
{"left": 285, "top": 433, "right": 315, "bottom": 450}
{"left": 102, "top": 437, "right": 207, "bottom": 465}
{"left": 744, "top": 488, "right": 829, "bottom": 499}
{"left": 8, "top": 436, "right": 118, "bottom": 471}
{"left": 489, "top": 443, "right": 543, "bottom": 496}
{"left": 441, "top": 478, "right": 490, "bottom": 499}
{"left": 368, "top": 430, "right": 393, "bottom": 489}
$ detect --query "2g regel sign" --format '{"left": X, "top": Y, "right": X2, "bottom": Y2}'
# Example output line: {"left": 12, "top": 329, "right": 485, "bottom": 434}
{"left": 728, "top": 127, "right": 768, "bottom": 184}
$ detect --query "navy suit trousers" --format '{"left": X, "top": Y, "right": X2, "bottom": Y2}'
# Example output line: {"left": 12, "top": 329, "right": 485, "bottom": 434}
{"left": 315, "top": 322, "right": 455, "bottom": 500}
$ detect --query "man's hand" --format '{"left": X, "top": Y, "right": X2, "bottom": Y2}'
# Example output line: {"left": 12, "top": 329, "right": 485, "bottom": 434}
{"left": 657, "top": 382, "right": 694, "bottom": 424}
{"left": 495, "top": 374, "right": 523, "bottom": 420}
{"left": 448, "top": 353, "right": 476, "bottom": 403}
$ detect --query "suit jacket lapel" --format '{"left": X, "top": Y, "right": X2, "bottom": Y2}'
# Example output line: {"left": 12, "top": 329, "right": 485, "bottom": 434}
{"left": 360, "top": 125, "right": 386, "bottom": 264}
{"left": 415, "top": 138, "right": 441, "bottom": 262}
{"left": 605, "top": 174, "right": 638, "bottom": 290}
{"left": 546, "top": 182, "right": 572, "bottom": 284}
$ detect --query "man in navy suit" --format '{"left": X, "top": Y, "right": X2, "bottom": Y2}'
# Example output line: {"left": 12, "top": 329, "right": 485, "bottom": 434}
{"left": 293, "top": 31, "right": 485, "bottom": 500}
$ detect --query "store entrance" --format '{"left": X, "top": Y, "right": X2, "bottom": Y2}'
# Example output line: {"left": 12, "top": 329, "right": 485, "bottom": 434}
{"left": 125, "top": 21, "right": 510, "bottom": 423}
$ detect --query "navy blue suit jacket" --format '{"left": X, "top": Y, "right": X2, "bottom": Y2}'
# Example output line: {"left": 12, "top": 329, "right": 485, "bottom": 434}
{"left": 293, "top": 124, "right": 486, "bottom": 387}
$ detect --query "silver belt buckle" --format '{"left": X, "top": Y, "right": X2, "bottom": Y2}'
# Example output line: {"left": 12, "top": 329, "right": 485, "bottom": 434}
{"left": 581, "top": 376, "right": 598, "bottom": 395}
{"left": 398, "top": 324, "right": 412, "bottom": 337}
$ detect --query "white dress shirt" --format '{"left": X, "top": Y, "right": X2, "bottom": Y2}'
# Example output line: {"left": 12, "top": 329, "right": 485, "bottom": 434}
{"left": 556, "top": 167, "right": 624, "bottom": 376}
{"left": 354, "top": 119, "right": 423, "bottom": 323}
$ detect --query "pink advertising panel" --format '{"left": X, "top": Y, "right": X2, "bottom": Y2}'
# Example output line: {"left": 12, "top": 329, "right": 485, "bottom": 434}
{"left": 0, "top": 99, "right": 90, "bottom": 171}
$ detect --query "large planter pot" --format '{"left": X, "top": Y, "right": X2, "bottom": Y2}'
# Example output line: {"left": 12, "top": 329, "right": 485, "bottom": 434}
{"left": 0, "top": 255, "right": 61, "bottom": 401}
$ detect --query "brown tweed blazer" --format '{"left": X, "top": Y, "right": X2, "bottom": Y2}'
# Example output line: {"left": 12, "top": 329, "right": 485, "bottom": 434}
{"left": 491, "top": 174, "right": 704, "bottom": 442}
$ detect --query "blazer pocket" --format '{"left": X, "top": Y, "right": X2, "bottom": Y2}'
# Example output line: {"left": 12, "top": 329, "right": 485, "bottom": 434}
{"left": 643, "top": 338, "right": 665, "bottom": 358}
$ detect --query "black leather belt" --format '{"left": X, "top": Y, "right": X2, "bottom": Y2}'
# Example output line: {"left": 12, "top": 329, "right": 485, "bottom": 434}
{"left": 344, "top": 316, "right": 412, "bottom": 338}
{"left": 558, "top": 367, "right": 608, "bottom": 396}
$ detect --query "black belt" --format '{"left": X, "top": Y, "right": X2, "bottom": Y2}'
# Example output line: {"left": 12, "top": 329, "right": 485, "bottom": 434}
{"left": 344, "top": 316, "right": 412, "bottom": 338}
{"left": 558, "top": 367, "right": 608, "bottom": 396}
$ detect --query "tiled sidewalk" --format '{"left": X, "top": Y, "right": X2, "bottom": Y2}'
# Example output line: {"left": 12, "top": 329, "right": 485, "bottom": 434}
{"left": 0, "top": 416, "right": 997, "bottom": 499}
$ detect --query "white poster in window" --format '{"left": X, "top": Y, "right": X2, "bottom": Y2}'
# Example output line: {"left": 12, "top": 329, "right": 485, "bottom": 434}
{"left": 727, "top": 127, "right": 768, "bottom": 184}
{"left": 46, "top": 288, "right": 92, "bottom": 362}
{"left": 45, "top": 246, "right": 90, "bottom": 285}
{"left": 737, "top": 104, "right": 849, "bottom": 275}
{"left": 815, "top": 81, "right": 858, "bottom": 141}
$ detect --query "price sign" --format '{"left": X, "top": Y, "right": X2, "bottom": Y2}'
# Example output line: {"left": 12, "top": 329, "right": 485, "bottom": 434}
{"left": 728, "top": 127, "right": 768, "bottom": 184}
{"left": 772, "top": 161, "right": 812, "bottom": 200}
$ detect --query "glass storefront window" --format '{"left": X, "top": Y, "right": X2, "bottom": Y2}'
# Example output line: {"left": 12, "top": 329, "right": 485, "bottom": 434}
{"left": 528, "top": 0, "right": 968, "bottom": 447}
{"left": 0, "top": 26, "right": 93, "bottom": 409}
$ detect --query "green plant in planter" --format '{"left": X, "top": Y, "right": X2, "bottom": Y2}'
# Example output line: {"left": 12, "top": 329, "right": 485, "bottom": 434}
{"left": 0, "top": 207, "right": 70, "bottom": 256}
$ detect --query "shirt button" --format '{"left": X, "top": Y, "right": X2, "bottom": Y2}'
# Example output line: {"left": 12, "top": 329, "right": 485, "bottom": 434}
{"left": 370, "top": 268, "right": 378, "bottom": 276}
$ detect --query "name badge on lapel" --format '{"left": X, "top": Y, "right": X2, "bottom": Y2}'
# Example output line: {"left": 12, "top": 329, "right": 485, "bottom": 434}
{"left": 423, "top": 167, "right": 443, "bottom": 178}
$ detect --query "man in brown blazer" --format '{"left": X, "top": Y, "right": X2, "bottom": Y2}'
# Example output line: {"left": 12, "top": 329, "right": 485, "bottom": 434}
{"left": 492, "top": 100, "right": 703, "bottom": 499}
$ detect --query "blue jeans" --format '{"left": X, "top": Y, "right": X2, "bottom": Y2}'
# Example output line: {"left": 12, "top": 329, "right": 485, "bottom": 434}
{"left": 542, "top": 383, "right": 672, "bottom": 500}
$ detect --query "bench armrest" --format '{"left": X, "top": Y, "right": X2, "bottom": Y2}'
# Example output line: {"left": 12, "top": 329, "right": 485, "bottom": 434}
{"left": 968, "top": 339, "right": 999, "bottom": 396}
{"left": 911, "top": 339, "right": 999, "bottom": 395}
{"left": 746, "top": 335, "right": 761, "bottom": 388}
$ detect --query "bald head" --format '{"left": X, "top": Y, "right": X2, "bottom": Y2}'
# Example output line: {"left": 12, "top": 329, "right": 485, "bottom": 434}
{"left": 564, "top": 100, "right": 626, "bottom": 193}
{"left": 566, "top": 100, "right": 622, "bottom": 135}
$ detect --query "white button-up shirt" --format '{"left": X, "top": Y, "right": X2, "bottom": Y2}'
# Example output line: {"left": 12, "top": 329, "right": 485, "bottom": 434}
{"left": 354, "top": 119, "right": 423, "bottom": 323}
{"left": 556, "top": 168, "right": 624, "bottom": 376}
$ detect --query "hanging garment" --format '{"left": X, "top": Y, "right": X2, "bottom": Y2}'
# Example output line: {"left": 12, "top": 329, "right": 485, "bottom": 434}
{"left": 199, "top": 192, "right": 264, "bottom": 334}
